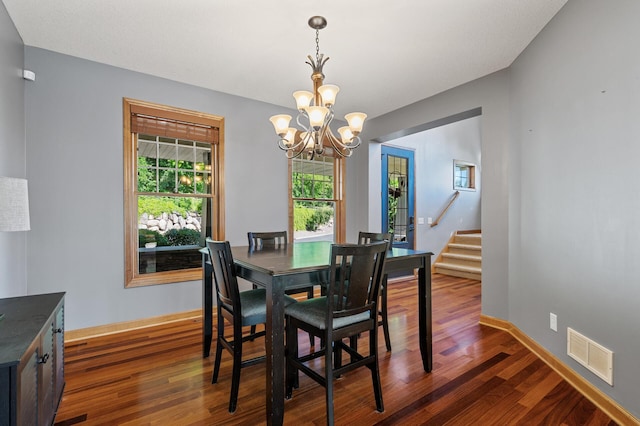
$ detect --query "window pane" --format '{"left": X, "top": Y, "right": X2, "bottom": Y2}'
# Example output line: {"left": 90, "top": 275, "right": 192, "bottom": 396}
{"left": 177, "top": 145, "right": 194, "bottom": 170}
{"left": 454, "top": 161, "right": 475, "bottom": 190}
{"left": 388, "top": 159, "right": 408, "bottom": 243}
{"left": 292, "top": 154, "right": 334, "bottom": 200}
{"left": 195, "top": 148, "right": 211, "bottom": 170}
{"left": 137, "top": 195, "right": 210, "bottom": 274}
{"left": 178, "top": 172, "right": 194, "bottom": 193}
{"left": 138, "top": 139, "right": 158, "bottom": 192}
{"left": 140, "top": 137, "right": 213, "bottom": 196}
{"left": 195, "top": 172, "right": 210, "bottom": 194}
{"left": 158, "top": 169, "right": 176, "bottom": 193}
{"left": 138, "top": 165, "right": 157, "bottom": 192}
{"left": 454, "top": 165, "right": 468, "bottom": 188}
{"left": 293, "top": 200, "right": 335, "bottom": 242}
{"left": 138, "top": 139, "right": 157, "bottom": 166}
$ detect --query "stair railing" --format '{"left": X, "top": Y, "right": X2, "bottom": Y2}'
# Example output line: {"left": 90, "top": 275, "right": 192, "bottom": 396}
{"left": 430, "top": 190, "right": 460, "bottom": 227}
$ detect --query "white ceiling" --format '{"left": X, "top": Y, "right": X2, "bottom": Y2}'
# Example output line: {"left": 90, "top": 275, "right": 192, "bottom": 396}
{"left": 3, "top": 0, "right": 567, "bottom": 119}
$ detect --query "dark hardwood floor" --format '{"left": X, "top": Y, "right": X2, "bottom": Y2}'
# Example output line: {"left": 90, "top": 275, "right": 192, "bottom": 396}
{"left": 54, "top": 274, "right": 618, "bottom": 425}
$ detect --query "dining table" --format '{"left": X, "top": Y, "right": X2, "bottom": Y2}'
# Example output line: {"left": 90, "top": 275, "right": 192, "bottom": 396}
{"left": 201, "top": 241, "right": 433, "bottom": 426}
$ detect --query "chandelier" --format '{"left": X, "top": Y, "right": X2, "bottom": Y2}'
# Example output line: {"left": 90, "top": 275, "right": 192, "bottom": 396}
{"left": 269, "top": 16, "right": 367, "bottom": 159}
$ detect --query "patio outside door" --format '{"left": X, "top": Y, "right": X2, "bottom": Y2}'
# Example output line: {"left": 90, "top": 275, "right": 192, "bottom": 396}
{"left": 381, "top": 145, "right": 415, "bottom": 250}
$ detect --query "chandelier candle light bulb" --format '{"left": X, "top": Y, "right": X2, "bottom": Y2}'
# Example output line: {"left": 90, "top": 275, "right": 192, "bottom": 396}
{"left": 293, "top": 91, "right": 314, "bottom": 110}
{"left": 269, "top": 114, "right": 292, "bottom": 137}
{"left": 269, "top": 16, "right": 367, "bottom": 158}
{"left": 338, "top": 126, "right": 353, "bottom": 144}
{"left": 345, "top": 112, "right": 367, "bottom": 133}
{"left": 306, "top": 106, "right": 329, "bottom": 129}
{"left": 283, "top": 128, "right": 296, "bottom": 146}
{"left": 317, "top": 84, "right": 339, "bottom": 107}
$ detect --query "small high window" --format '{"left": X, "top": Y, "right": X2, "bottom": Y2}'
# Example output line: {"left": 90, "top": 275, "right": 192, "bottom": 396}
{"left": 453, "top": 160, "right": 476, "bottom": 191}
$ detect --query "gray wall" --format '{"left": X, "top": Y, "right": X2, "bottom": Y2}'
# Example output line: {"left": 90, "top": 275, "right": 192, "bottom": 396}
{"left": 23, "top": 47, "right": 297, "bottom": 330}
{"left": 508, "top": 0, "right": 640, "bottom": 415}
{"left": 0, "top": 2, "right": 27, "bottom": 296}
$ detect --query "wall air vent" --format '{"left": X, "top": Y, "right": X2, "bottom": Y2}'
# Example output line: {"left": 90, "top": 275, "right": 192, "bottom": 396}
{"left": 567, "top": 327, "right": 613, "bottom": 386}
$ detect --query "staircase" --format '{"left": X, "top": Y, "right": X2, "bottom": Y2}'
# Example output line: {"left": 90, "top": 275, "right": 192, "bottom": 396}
{"left": 433, "top": 230, "right": 482, "bottom": 281}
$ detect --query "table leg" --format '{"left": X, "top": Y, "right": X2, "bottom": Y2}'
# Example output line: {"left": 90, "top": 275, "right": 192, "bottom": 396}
{"left": 265, "top": 277, "right": 286, "bottom": 425}
{"left": 418, "top": 259, "right": 433, "bottom": 372}
{"left": 202, "top": 252, "right": 213, "bottom": 358}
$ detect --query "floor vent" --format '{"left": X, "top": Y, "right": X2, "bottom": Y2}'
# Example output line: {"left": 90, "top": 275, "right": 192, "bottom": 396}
{"left": 567, "top": 327, "right": 613, "bottom": 386}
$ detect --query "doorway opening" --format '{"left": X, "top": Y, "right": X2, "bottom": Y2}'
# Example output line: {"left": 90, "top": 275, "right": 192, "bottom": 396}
{"left": 371, "top": 108, "right": 482, "bottom": 278}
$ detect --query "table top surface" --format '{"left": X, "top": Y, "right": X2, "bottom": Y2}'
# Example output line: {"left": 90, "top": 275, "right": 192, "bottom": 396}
{"left": 227, "top": 241, "right": 432, "bottom": 275}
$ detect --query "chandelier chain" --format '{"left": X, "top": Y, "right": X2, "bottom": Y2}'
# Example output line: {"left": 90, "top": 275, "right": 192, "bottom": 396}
{"left": 315, "top": 29, "right": 321, "bottom": 64}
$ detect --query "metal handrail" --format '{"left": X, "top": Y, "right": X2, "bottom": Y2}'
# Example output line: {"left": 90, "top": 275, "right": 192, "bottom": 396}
{"left": 430, "top": 191, "right": 460, "bottom": 227}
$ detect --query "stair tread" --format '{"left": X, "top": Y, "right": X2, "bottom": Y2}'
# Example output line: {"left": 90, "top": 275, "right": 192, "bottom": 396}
{"left": 449, "top": 243, "right": 482, "bottom": 250}
{"left": 434, "top": 262, "right": 482, "bottom": 273}
{"left": 442, "top": 252, "right": 482, "bottom": 261}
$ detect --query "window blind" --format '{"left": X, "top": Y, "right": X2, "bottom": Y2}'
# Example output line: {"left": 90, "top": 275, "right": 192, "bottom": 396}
{"left": 130, "top": 104, "right": 219, "bottom": 144}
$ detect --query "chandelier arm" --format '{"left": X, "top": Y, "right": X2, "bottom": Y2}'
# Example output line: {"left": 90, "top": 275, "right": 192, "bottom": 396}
{"left": 325, "top": 129, "right": 353, "bottom": 157}
{"left": 302, "top": 130, "right": 320, "bottom": 158}
{"left": 277, "top": 138, "right": 291, "bottom": 151}
{"left": 295, "top": 112, "right": 312, "bottom": 133}
{"left": 323, "top": 107, "right": 335, "bottom": 129}
{"left": 349, "top": 135, "right": 362, "bottom": 149}
{"left": 289, "top": 133, "right": 311, "bottom": 152}
{"left": 316, "top": 126, "right": 328, "bottom": 155}
{"left": 328, "top": 121, "right": 362, "bottom": 151}
{"left": 277, "top": 137, "right": 306, "bottom": 152}
{"left": 280, "top": 132, "right": 310, "bottom": 159}
{"left": 277, "top": 112, "right": 313, "bottom": 154}
{"left": 285, "top": 147, "right": 306, "bottom": 159}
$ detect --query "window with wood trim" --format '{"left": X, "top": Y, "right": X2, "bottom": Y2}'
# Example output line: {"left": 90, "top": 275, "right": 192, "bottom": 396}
{"left": 123, "top": 98, "right": 224, "bottom": 287}
{"left": 453, "top": 160, "right": 476, "bottom": 191}
{"left": 289, "top": 149, "right": 345, "bottom": 243}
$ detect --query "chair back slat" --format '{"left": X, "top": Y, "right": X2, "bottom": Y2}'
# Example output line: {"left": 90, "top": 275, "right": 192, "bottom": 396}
{"left": 247, "top": 231, "right": 287, "bottom": 250}
{"left": 206, "top": 239, "right": 240, "bottom": 311}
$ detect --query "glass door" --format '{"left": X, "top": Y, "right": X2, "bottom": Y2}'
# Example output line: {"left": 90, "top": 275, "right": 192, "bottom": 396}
{"left": 381, "top": 145, "right": 415, "bottom": 249}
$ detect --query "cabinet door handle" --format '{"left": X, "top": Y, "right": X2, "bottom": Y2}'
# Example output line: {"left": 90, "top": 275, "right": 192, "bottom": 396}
{"left": 38, "top": 353, "right": 50, "bottom": 364}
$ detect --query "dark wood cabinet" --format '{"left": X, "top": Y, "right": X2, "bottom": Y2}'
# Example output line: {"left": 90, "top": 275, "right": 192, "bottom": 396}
{"left": 0, "top": 293, "right": 65, "bottom": 426}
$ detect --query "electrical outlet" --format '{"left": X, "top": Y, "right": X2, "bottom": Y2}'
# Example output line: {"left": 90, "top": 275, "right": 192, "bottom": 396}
{"left": 427, "top": 217, "right": 433, "bottom": 225}
{"left": 550, "top": 313, "right": 558, "bottom": 332}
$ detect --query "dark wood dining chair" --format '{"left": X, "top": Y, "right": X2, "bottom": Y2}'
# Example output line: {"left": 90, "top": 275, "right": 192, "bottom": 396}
{"left": 206, "top": 239, "right": 296, "bottom": 413}
{"left": 247, "top": 230, "right": 288, "bottom": 249}
{"left": 247, "top": 231, "right": 316, "bottom": 344}
{"left": 247, "top": 232, "right": 316, "bottom": 296}
{"left": 285, "top": 241, "right": 388, "bottom": 425}
{"left": 358, "top": 231, "right": 393, "bottom": 351}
